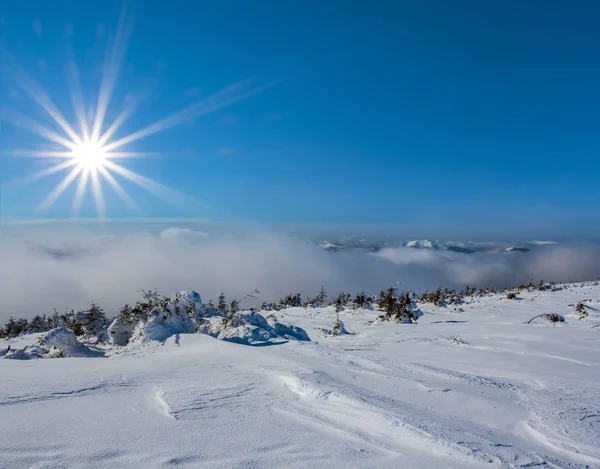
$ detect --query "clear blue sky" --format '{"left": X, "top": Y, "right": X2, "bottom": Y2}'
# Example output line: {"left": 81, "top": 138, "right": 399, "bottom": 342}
{"left": 1, "top": 1, "right": 598, "bottom": 238}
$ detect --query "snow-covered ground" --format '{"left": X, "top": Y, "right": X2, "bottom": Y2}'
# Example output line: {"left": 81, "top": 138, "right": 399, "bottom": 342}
{"left": 2, "top": 283, "right": 600, "bottom": 468}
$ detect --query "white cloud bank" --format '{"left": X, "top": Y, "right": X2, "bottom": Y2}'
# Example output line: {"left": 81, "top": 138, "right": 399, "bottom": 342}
{"left": 0, "top": 227, "right": 599, "bottom": 323}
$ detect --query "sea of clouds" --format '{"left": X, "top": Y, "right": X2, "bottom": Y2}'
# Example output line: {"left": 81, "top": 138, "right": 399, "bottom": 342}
{"left": 1, "top": 226, "right": 599, "bottom": 322}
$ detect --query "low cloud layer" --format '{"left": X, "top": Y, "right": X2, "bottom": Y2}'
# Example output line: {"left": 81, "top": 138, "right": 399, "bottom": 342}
{"left": 1, "top": 227, "right": 599, "bottom": 323}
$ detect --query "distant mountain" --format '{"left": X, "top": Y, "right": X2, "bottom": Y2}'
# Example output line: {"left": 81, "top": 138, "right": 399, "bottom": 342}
{"left": 446, "top": 245, "right": 476, "bottom": 254}
{"left": 402, "top": 240, "right": 439, "bottom": 249}
{"left": 504, "top": 247, "right": 531, "bottom": 253}
{"left": 319, "top": 242, "right": 343, "bottom": 252}
{"left": 315, "top": 238, "right": 558, "bottom": 255}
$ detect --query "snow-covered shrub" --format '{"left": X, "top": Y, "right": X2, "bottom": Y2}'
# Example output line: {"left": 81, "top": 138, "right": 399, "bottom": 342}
{"left": 525, "top": 313, "right": 565, "bottom": 324}
{"left": 377, "top": 287, "right": 422, "bottom": 323}
{"left": 352, "top": 292, "right": 371, "bottom": 309}
{"left": 575, "top": 301, "right": 588, "bottom": 319}
{"left": 68, "top": 303, "right": 109, "bottom": 342}
{"left": 304, "top": 286, "right": 328, "bottom": 308}
{"left": 279, "top": 293, "right": 303, "bottom": 308}
{"left": 129, "top": 290, "right": 203, "bottom": 343}
{"left": 321, "top": 318, "right": 350, "bottom": 337}
{"left": 419, "top": 287, "right": 464, "bottom": 306}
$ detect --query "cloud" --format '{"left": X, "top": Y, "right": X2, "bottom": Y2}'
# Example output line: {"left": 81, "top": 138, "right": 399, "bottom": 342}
{"left": 0, "top": 227, "right": 599, "bottom": 324}
{"left": 32, "top": 19, "right": 42, "bottom": 37}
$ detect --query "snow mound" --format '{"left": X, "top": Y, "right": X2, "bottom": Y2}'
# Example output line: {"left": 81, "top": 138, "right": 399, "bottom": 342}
{"left": 200, "top": 311, "right": 311, "bottom": 346}
{"left": 267, "top": 318, "right": 311, "bottom": 341}
{"left": 320, "top": 319, "right": 351, "bottom": 336}
{"left": 37, "top": 328, "right": 103, "bottom": 358}
{"left": 3, "top": 345, "right": 47, "bottom": 360}
{"left": 107, "top": 319, "right": 135, "bottom": 346}
{"left": 127, "top": 290, "right": 204, "bottom": 344}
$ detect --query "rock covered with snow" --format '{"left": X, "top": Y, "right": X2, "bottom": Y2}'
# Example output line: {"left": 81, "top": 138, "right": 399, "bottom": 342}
{"left": 3, "top": 345, "right": 47, "bottom": 360}
{"left": 198, "top": 311, "right": 311, "bottom": 346}
{"left": 107, "top": 319, "right": 135, "bottom": 346}
{"left": 37, "top": 327, "right": 102, "bottom": 358}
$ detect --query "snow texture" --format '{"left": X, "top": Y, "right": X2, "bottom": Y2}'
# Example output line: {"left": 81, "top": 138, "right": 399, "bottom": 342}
{"left": 1, "top": 283, "right": 600, "bottom": 468}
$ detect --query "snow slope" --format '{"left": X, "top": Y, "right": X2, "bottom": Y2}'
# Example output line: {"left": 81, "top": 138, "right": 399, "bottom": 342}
{"left": 2, "top": 283, "right": 600, "bottom": 468}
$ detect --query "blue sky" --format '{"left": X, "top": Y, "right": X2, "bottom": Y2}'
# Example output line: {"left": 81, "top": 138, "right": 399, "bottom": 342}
{"left": 1, "top": 1, "right": 599, "bottom": 238}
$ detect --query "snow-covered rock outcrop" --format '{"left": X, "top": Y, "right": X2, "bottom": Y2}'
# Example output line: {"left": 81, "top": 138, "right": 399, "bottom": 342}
{"left": 3, "top": 345, "right": 47, "bottom": 360}
{"left": 38, "top": 328, "right": 102, "bottom": 358}
{"left": 198, "top": 310, "right": 310, "bottom": 346}
{"left": 4, "top": 328, "right": 102, "bottom": 359}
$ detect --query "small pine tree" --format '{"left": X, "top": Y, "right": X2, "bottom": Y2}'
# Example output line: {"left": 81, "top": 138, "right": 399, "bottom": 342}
{"left": 71, "top": 321, "right": 85, "bottom": 336}
{"left": 575, "top": 301, "right": 588, "bottom": 319}
{"left": 332, "top": 313, "right": 341, "bottom": 337}
{"left": 138, "top": 289, "right": 163, "bottom": 305}
{"left": 118, "top": 304, "right": 133, "bottom": 324}
{"left": 29, "top": 314, "right": 48, "bottom": 332}
{"left": 315, "top": 286, "right": 327, "bottom": 306}
{"left": 353, "top": 292, "right": 368, "bottom": 309}
{"left": 217, "top": 293, "right": 227, "bottom": 314}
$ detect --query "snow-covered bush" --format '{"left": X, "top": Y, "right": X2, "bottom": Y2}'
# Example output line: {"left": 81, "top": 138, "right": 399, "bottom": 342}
{"left": 525, "top": 313, "right": 565, "bottom": 324}
{"left": 377, "top": 287, "right": 422, "bottom": 323}
{"left": 68, "top": 303, "right": 109, "bottom": 342}
{"left": 128, "top": 290, "right": 203, "bottom": 343}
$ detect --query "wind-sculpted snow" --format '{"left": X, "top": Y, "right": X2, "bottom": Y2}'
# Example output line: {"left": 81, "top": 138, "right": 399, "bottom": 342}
{"left": 4, "top": 327, "right": 104, "bottom": 359}
{"left": 1, "top": 282, "right": 600, "bottom": 468}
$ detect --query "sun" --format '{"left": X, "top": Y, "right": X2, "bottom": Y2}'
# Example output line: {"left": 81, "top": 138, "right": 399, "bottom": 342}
{"left": 72, "top": 141, "right": 107, "bottom": 171}
{"left": 1, "top": 3, "right": 282, "bottom": 218}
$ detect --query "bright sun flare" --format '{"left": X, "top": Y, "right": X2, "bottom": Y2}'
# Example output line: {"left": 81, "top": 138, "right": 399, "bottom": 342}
{"left": 72, "top": 141, "right": 107, "bottom": 171}
{"left": 2, "top": 4, "right": 281, "bottom": 218}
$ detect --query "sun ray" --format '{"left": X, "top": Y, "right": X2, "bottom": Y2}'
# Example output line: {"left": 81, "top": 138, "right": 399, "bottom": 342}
{"left": 103, "top": 159, "right": 210, "bottom": 211}
{"left": 104, "top": 151, "right": 160, "bottom": 159}
{"left": 91, "top": 5, "right": 133, "bottom": 142}
{"left": 37, "top": 165, "right": 83, "bottom": 212}
{"left": 1, "top": 150, "right": 75, "bottom": 158}
{"left": 18, "top": 160, "right": 79, "bottom": 184}
{"left": 72, "top": 168, "right": 91, "bottom": 214}
{"left": 65, "top": 61, "right": 91, "bottom": 141}
{"left": 4, "top": 66, "right": 84, "bottom": 146}
{"left": 102, "top": 76, "right": 287, "bottom": 152}
{"left": 5, "top": 8, "right": 284, "bottom": 219}
{"left": 90, "top": 170, "right": 107, "bottom": 218}
{"left": 2, "top": 108, "right": 80, "bottom": 150}
{"left": 96, "top": 105, "right": 134, "bottom": 147}
{"left": 97, "top": 165, "right": 139, "bottom": 210}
